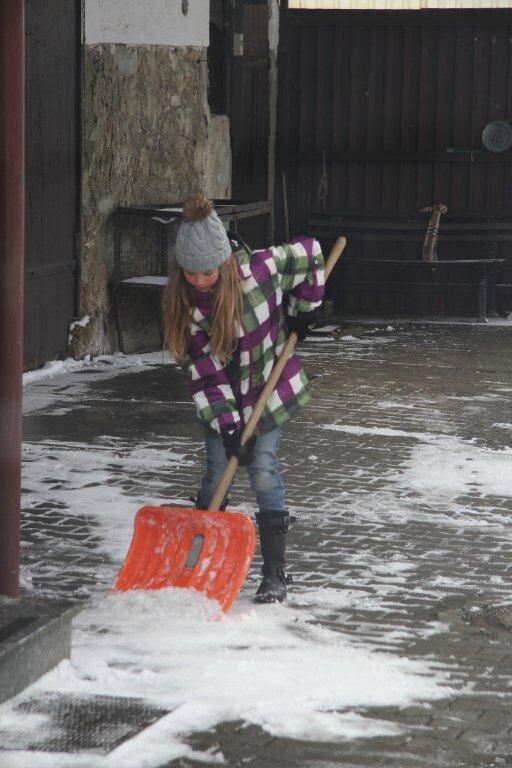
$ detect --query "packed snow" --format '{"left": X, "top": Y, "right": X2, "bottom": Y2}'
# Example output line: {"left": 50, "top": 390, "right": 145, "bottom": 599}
{"left": 0, "top": 587, "right": 453, "bottom": 767}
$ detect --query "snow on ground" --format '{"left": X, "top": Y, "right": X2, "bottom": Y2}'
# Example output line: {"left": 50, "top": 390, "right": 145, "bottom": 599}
{"left": 0, "top": 588, "right": 453, "bottom": 768}
{"left": 14, "top": 419, "right": 456, "bottom": 765}
{"left": 22, "top": 352, "right": 175, "bottom": 386}
{"left": 396, "top": 440, "right": 512, "bottom": 501}
{"left": 22, "top": 356, "right": 97, "bottom": 385}
{"left": 318, "top": 415, "right": 512, "bottom": 530}
{"left": 22, "top": 352, "right": 176, "bottom": 415}
{"left": 22, "top": 437, "right": 196, "bottom": 562}
{"left": 11, "top": 339, "right": 504, "bottom": 764}
{"left": 322, "top": 423, "right": 436, "bottom": 442}
{"left": 321, "top": 421, "right": 512, "bottom": 501}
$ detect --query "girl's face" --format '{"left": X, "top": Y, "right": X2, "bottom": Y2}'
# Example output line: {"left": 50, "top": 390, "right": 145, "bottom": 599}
{"left": 183, "top": 268, "right": 220, "bottom": 293}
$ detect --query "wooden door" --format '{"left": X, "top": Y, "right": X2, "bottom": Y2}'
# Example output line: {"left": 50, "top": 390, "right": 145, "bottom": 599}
{"left": 24, "top": 0, "right": 80, "bottom": 368}
{"left": 277, "top": 8, "right": 512, "bottom": 244}
{"left": 230, "top": 0, "right": 271, "bottom": 247}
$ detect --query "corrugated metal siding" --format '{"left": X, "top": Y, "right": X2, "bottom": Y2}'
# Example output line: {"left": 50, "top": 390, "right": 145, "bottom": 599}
{"left": 277, "top": 9, "right": 512, "bottom": 240}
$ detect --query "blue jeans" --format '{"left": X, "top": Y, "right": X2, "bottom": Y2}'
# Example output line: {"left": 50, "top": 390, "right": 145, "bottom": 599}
{"left": 199, "top": 428, "right": 285, "bottom": 512}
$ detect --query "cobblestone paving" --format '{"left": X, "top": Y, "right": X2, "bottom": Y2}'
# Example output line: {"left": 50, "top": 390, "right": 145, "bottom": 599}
{"left": 21, "top": 325, "right": 512, "bottom": 767}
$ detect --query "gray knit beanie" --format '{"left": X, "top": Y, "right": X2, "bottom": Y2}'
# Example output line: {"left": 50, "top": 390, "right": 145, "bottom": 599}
{"left": 175, "top": 193, "right": 231, "bottom": 272}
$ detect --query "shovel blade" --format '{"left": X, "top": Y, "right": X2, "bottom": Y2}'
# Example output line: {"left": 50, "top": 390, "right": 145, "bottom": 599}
{"left": 114, "top": 506, "right": 256, "bottom": 612}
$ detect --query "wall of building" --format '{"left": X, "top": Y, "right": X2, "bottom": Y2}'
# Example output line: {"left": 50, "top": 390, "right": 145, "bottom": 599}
{"left": 85, "top": 0, "right": 208, "bottom": 47}
{"left": 72, "top": 0, "right": 231, "bottom": 357}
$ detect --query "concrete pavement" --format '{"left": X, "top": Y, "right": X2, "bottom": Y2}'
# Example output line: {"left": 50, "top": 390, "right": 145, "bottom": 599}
{"left": 11, "top": 324, "right": 512, "bottom": 766}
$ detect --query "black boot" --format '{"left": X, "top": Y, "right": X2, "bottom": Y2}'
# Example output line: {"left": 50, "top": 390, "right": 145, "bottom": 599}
{"left": 254, "top": 511, "right": 294, "bottom": 604}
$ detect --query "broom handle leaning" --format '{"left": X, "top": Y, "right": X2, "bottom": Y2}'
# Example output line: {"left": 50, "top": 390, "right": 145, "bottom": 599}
{"left": 208, "top": 236, "right": 346, "bottom": 511}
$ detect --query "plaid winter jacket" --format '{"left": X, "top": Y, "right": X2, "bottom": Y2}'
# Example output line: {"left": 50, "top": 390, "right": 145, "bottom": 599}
{"left": 183, "top": 236, "right": 325, "bottom": 436}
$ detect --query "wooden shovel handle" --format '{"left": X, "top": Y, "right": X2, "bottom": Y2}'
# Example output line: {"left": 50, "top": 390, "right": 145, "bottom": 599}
{"left": 208, "top": 236, "right": 347, "bottom": 511}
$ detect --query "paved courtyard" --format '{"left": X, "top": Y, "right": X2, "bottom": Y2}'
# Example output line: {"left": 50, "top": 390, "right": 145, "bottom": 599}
{"left": 10, "top": 323, "right": 512, "bottom": 766}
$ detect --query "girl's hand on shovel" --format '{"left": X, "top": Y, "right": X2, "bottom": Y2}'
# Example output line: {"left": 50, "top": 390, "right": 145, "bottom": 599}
{"left": 221, "top": 429, "right": 257, "bottom": 466}
{"left": 286, "top": 313, "right": 312, "bottom": 341}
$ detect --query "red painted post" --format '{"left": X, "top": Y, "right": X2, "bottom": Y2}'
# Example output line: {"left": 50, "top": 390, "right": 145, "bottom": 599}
{"left": 0, "top": 0, "right": 25, "bottom": 597}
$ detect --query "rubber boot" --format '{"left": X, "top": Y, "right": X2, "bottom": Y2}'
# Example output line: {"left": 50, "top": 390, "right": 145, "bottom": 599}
{"left": 254, "top": 511, "right": 293, "bottom": 604}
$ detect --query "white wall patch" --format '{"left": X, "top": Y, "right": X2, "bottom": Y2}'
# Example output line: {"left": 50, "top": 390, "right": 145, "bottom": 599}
{"left": 85, "top": 0, "right": 209, "bottom": 47}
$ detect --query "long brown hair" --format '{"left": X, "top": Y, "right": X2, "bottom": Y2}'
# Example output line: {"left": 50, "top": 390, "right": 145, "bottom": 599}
{"left": 163, "top": 239, "right": 243, "bottom": 364}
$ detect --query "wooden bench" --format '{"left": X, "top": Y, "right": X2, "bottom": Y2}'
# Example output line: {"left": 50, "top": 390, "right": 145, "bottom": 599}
{"left": 307, "top": 212, "right": 512, "bottom": 322}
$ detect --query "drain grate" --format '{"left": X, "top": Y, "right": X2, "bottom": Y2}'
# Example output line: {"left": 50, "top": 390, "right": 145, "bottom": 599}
{"left": 464, "top": 603, "right": 512, "bottom": 631}
{"left": 0, "top": 691, "right": 168, "bottom": 754}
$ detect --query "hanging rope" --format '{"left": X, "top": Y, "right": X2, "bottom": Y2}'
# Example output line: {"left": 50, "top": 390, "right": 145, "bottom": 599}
{"left": 317, "top": 149, "right": 328, "bottom": 209}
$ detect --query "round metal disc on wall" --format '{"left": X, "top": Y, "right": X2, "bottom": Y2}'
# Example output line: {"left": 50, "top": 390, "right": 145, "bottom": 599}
{"left": 481, "top": 120, "right": 512, "bottom": 153}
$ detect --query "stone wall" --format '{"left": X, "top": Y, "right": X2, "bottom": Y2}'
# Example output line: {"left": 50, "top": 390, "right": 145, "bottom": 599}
{"left": 72, "top": 43, "right": 231, "bottom": 357}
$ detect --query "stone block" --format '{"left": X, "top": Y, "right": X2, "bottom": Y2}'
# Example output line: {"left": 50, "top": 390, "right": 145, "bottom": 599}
{"left": 0, "top": 597, "right": 80, "bottom": 705}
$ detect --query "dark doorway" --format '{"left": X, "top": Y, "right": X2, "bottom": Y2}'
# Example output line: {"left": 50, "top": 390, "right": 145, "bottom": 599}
{"left": 24, "top": 0, "right": 80, "bottom": 369}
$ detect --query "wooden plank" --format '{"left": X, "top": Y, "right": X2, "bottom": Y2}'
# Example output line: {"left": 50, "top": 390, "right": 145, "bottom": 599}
{"left": 432, "top": 26, "right": 455, "bottom": 207}
{"left": 314, "top": 22, "right": 332, "bottom": 155}
{"left": 364, "top": 26, "right": 385, "bottom": 210}
{"left": 281, "top": 149, "right": 512, "bottom": 163}
{"left": 308, "top": 217, "right": 512, "bottom": 232}
{"left": 450, "top": 25, "right": 473, "bottom": 212}
{"left": 486, "top": 24, "right": 510, "bottom": 212}
{"left": 339, "top": 258, "right": 505, "bottom": 265}
{"left": 381, "top": 24, "right": 403, "bottom": 212}
{"left": 330, "top": 24, "right": 348, "bottom": 212}
{"left": 349, "top": 23, "right": 368, "bottom": 211}
{"left": 313, "top": 231, "right": 512, "bottom": 243}
{"left": 285, "top": 10, "right": 512, "bottom": 29}
{"left": 469, "top": 21, "right": 491, "bottom": 213}
{"left": 341, "top": 282, "right": 483, "bottom": 291}
{"left": 309, "top": 209, "right": 512, "bottom": 221}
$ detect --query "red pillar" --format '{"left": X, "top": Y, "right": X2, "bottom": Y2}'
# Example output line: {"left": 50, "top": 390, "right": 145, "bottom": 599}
{"left": 0, "top": 0, "right": 25, "bottom": 597}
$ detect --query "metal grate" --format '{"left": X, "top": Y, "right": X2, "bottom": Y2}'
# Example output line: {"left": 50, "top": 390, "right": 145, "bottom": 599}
{"left": 0, "top": 691, "right": 168, "bottom": 754}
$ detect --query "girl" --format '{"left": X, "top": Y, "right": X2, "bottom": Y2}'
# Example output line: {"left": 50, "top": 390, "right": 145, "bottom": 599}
{"left": 163, "top": 193, "right": 325, "bottom": 603}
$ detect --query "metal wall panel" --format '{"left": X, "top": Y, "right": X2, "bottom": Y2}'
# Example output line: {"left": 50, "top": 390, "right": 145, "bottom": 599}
{"left": 277, "top": 9, "right": 512, "bottom": 243}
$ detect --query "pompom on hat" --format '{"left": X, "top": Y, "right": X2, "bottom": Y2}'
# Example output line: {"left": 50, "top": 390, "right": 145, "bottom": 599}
{"left": 175, "top": 193, "right": 231, "bottom": 272}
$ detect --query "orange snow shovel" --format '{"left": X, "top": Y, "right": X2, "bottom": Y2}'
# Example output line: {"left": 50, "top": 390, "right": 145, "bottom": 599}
{"left": 114, "top": 237, "right": 347, "bottom": 612}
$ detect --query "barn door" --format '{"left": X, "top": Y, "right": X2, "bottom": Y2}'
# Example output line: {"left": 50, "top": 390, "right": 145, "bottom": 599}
{"left": 277, "top": 8, "right": 512, "bottom": 241}
{"left": 24, "top": 0, "right": 80, "bottom": 369}
{"left": 230, "top": 0, "right": 271, "bottom": 246}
